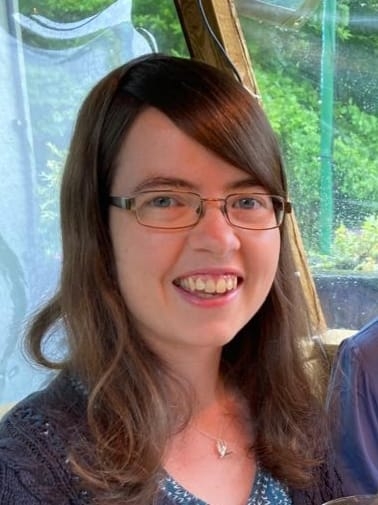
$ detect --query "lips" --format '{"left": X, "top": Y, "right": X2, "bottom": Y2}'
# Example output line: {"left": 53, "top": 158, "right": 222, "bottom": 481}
{"left": 173, "top": 274, "right": 239, "bottom": 295}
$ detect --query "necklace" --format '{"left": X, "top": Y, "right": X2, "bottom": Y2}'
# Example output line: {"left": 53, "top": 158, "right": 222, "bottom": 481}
{"left": 190, "top": 386, "right": 249, "bottom": 459}
{"left": 192, "top": 425, "right": 233, "bottom": 458}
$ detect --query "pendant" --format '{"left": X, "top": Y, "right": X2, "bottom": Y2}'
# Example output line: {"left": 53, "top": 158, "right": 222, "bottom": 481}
{"left": 216, "top": 439, "right": 232, "bottom": 458}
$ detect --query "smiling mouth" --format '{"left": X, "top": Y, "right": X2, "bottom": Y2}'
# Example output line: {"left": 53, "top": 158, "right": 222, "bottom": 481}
{"left": 173, "top": 274, "right": 239, "bottom": 296}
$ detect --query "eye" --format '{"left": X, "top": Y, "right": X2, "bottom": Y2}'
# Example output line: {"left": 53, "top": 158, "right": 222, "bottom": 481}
{"left": 149, "top": 196, "right": 176, "bottom": 208}
{"left": 143, "top": 192, "right": 189, "bottom": 209}
{"left": 233, "top": 196, "right": 263, "bottom": 209}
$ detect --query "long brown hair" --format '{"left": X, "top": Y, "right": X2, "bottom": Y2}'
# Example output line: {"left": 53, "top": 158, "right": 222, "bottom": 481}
{"left": 27, "top": 54, "right": 329, "bottom": 503}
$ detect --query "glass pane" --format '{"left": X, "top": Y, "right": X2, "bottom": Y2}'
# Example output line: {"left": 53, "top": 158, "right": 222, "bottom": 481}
{"left": 0, "top": 0, "right": 187, "bottom": 405}
{"left": 236, "top": 0, "right": 378, "bottom": 331}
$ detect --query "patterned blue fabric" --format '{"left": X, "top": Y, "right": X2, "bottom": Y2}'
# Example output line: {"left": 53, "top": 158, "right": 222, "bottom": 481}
{"left": 162, "top": 466, "right": 292, "bottom": 505}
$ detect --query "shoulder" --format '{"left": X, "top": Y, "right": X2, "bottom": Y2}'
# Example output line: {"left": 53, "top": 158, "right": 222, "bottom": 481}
{"left": 340, "top": 317, "right": 378, "bottom": 353}
{"left": 337, "top": 317, "right": 378, "bottom": 375}
{"left": 0, "top": 372, "right": 89, "bottom": 504}
{"left": 291, "top": 455, "right": 344, "bottom": 505}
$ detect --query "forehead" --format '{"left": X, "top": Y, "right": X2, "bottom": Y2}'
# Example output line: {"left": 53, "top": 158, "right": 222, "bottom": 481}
{"left": 112, "top": 107, "right": 259, "bottom": 193}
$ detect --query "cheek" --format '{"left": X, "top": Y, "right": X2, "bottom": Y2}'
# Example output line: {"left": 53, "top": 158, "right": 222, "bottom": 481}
{"left": 251, "top": 232, "right": 281, "bottom": 303}
{"left": 247, "top": 230, "right": 280, "bottom": 268}
{"left": 113, "top": 238, "right": 151, "bottom": 294}
{"left": 112, "top": 243, "right": 156, "bottom": 324}
{"left": 268, "top": 234, "right": 281, "bottom": 279}
{"left": 110, "top": 221, "right": 181, "bottom": 301}
{"left": 245, "top": 232, "right": 281, "bottom": 300}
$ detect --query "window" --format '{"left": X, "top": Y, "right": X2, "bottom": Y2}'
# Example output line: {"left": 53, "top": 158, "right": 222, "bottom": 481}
{"left": 235, "top": 0, "right": 378, "bottom": 331}
{"left": 0, "top": 0, "right": 187, "bottom": 404}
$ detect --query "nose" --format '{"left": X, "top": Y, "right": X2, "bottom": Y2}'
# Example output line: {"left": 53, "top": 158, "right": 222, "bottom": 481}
{"left": 187, "top": 200, "right": 241, "bottom": 256}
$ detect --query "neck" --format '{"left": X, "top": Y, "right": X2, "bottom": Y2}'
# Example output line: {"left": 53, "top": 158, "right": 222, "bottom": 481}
{"left": 160, "top": 344, "right": 224, "bottom": 408}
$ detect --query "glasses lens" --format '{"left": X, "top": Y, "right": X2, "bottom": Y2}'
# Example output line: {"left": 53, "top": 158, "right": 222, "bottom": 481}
{"left": 135, "top": 191, "right": 200, "bottom": 228}
{"left": 226, "top": 194, "right": 283, "bottom": 229}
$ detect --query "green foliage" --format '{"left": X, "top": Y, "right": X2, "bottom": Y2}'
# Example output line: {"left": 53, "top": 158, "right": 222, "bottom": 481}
{"left": 132, "top": 0, "right": 188, "bottom": 56}
{"left": 241, "top": 3, "right": 378, "bottom": 271}
{"left": 255, "top": 61, "right": 378, "bottom": 258}
{"left": 19, "top": 0, "right": 113, "bottom": 21}
{"left": 19, "top": 0, "right": 188, "bottom": 55}
{"left": 255, "top": 67, "right": 322, "bottom": 247}
{"left": 334, "top": 100, "right": 378, "bottom": 195}
{"left": 309, "top": 215, "right": 378, "bottom": 271}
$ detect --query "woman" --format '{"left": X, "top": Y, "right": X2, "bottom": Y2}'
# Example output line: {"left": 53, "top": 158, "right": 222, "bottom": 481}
{"left": 0, "top": 54, "right": 342, "bottom": 505}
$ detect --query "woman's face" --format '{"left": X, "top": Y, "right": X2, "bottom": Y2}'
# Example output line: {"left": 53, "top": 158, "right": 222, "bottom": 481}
{"left": 109, "top": 107, "right": 280, "bottom": 361}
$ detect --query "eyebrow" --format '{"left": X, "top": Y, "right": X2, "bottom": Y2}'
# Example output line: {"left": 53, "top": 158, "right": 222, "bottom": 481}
{"left": 131, "top": 175, "right": 261, "bottom": 193}
{"left": 132, "top": 177, "right": 195, "bottom": 192}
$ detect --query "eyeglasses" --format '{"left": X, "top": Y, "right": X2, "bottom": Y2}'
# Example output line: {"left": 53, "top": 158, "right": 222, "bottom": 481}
{"left": 109, "top": 190, "right": 291, "bottom": 230}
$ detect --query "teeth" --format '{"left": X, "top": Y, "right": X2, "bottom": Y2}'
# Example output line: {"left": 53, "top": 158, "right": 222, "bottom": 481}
{"left": 216, "top": 278, "right": 226, "bottom": 293}
{"left": 196, "top": 278, "right": 205, "bottom": 291}
{"left": 204, "top": 279, "right": 216, "bottom": 293}
{"left": 188, "top": 277, "right": 196, "bottom": 291}
{"left": 226, "top": 277, "right": 234, "bottom": 291}
{"left": 177, "top": 275, "right": 238, "bottom": 295}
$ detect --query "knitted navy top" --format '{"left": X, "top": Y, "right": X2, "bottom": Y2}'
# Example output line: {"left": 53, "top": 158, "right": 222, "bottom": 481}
{"left": 0, "top": 373, "right": 343, "bottom": 505}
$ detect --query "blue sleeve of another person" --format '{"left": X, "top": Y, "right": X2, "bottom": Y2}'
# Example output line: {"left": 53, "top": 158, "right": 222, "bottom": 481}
{"left": 330, "top": 317, "right": 378, "bottom": 495}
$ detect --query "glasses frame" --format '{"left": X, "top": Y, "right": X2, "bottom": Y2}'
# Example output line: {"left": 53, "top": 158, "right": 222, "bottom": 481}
{"left": 109, "top": 190, "right": 292, "bottom": 230}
